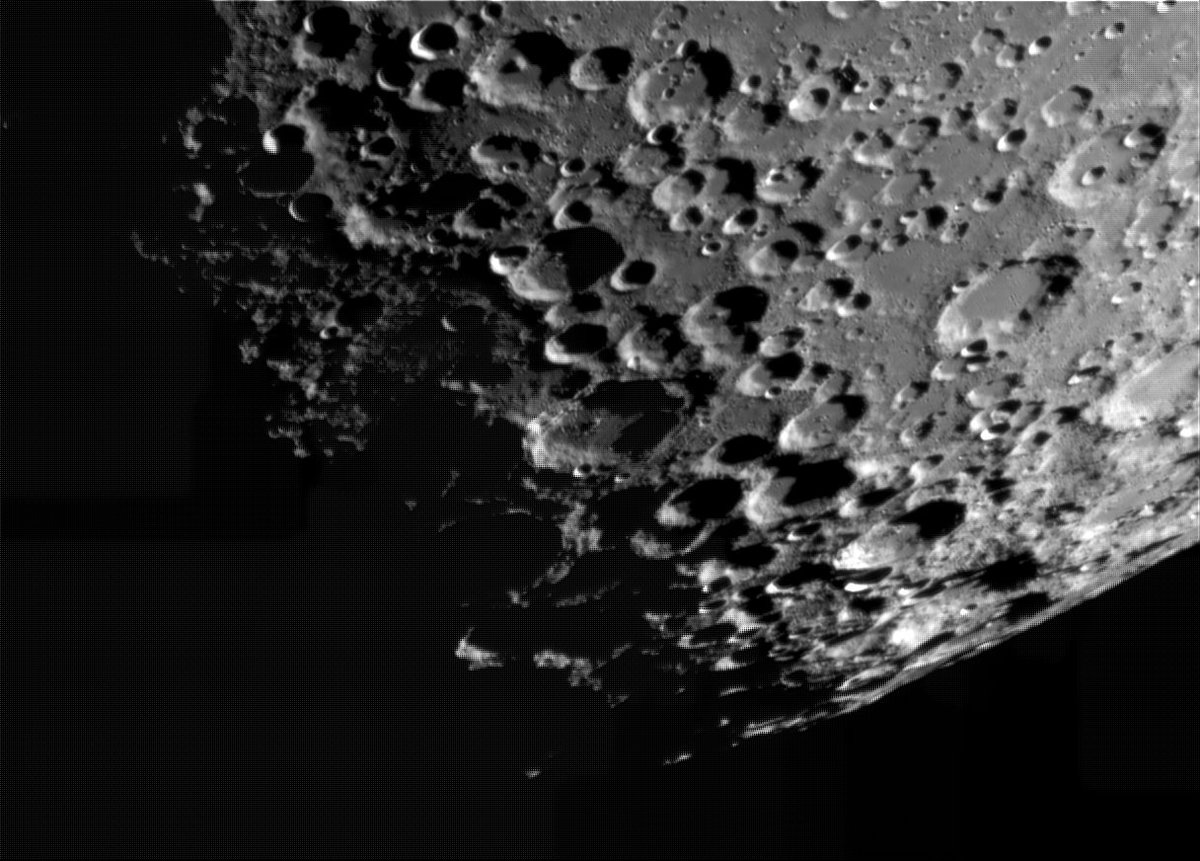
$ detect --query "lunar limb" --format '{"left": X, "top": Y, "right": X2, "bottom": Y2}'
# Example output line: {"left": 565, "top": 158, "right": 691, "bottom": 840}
{"left": 138, "top": 2, "right": 1199, "bottom": 761}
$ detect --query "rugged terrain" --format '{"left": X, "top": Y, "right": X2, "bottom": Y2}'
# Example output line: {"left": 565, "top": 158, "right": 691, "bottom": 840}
{"left": 134, "top": 0, "right": 1199, "bottom": 768}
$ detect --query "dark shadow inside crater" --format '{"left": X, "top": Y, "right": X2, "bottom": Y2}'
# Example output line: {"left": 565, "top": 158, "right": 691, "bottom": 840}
{"left": 1004, "top": 590, "right": 1054, "bottom": 623}
{"left": 512, "top": 31, "right": 575, "bottom": 82}
{"left": 768, "top": 457, "right": 856, "bottom": 506}
{"left": 420, "top": 68, "right": 468, "bottom": 109}
{"left": 582, "top": 380, "right": 685, "bottom": 458}
{"left": 692, "top": 48, "right": 734, "bottom": 101}
{"left": 791, "top": 220, "right": 825, "bottom": 246}
{"left": 763, "top": 351, "right": 803, "bottom": 380}
{"left": 716, "top": 434, "right": 773, "bottom": 465}
{"left": 727, "top": 543, "right": 778, "bottom": 569}
{"left": 713, "top": 157, "right": 756, "bottom": 200}
{"left": 587, "top": 45, "right": 633, "bottom": 84}
{"left": 557, "top": 323, "right": 608, "bottom": 355}
{"left": 592, "top": 485, "right": 667, "bottom": 535}
{"left": 670, "top": 478, "right": 743, "bottom": 520}
{"left": 768, "top": 563, "right": 835, "bottom": 597}
{"left": 305, "top": 17, "right": 361, "bottom": 60}
{"left": 892, "top": 499, "right": 966, "bottom": 540}
{"left": 306, "top": 79, "right": 383, "bottom": 132}
{"left": 239, "top": 152, "right": 315, "bottom": 197}
{"left": 542, "top": 226, "right": 624, "bottom": 291}
{"left": 422, "top": 173, "right": 490, "bottom": 215}
{"left": 975, "top": 550, "right": 1041, "bottom": 592}
{"left": 713, "top": 285, "right": 770, "bottom": 329}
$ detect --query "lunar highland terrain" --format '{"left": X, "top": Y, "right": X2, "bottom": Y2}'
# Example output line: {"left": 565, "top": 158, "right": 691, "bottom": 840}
{"left": 134, "top": 0, "right": 1199, "bottom": 768}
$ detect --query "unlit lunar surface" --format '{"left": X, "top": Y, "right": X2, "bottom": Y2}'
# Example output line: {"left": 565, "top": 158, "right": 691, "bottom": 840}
{"left": 139, "top": 1, "right": 1199, "bottom": 763}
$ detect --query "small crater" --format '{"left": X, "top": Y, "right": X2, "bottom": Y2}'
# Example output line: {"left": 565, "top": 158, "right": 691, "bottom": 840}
{"left": 618, "top": 259, "right": 656, "bottom": 287}
{"left": 510, "top": 31, "right": 574, "bottom": 82}
{"left": 1029, "top": 35, "right": 1053, "bottom": 55}
{"left": 411, "top": 22, "right": 459, "bottom": 61}
{"left": 971, "top": 27, "right": 1007, "bottom": 57}
{"left": 762, "top": 351, "right": 804, "bottom": 380}
{"left": 713, "top": 285, "right": 771, "bottom": 329}
{"left": 771, "top": 239, "right": 800, "bottom": 260}
{"left": 442, "top": 303, "right": 488, "bottom": 335}
{"left": 288, "top": 192, "right": 333, "bottom": 223}
{"left": 933, "top": 61, "right": 964, "bottom": 90}
{"left": 307, "top": 80, "right": 382, "bottom": 133}
{"left": 792, "top": 220, "right": 826, "bottom": 246}
{"left": 1041, "top": 85, "right": 1093, "bottom": 127}
{"left": 417, "top": 67, "right": 467, "bottom": 109}
{"left": 976, "top": 550, "right": 1040, "bottom": 591}
{"left": 240, "top": 152, "right": 315, "bottom": 197}
{"left": 691, "top": 48, "right": 734, "bottom": 100}
{"left": 366, "top": 136, "right": 397, "bottom": 157}
{"left": 924, "top": 205, "right": 948, "bottom": 229}
{"left": 825, "top": 234, "right": 864, "bottom": 261}
{"left": 375, "top": 44, "right": 415, "bottom": 92}
{"left": 471, "top": 134, "right": 540, "bottom": 174}
{"left": 1052, "top": 405, "right": 1082, "bottom": 424}
{"left": 848, "top": 594, "right": 888, "bottom": 614}
{"left": 1124, "top": 122, "right": 1166, "bottom": 150}
{"left": 423, "top": 173, "right": 489, "bottom": 215}
{"left": 779, "top": 396, "right": 864, "bottom": 452}
{"left": 670, "top": 478, "right": 744, "bottom": 520}
{"left": 727, "top": 543, "right": 779, "bottom": 568}
{"left": 542, "top": 226, "right": 624, "bottom": 290}
{"left": 997, "top": 126, "right": 1028, "bottom": 152}
{"left": 336, "top": 293, "right": 384, "bottom": 330}
{"left": 757, "top": 157, "right": 822, "bottom": 203}
{"left": 891, "top": 500, "right": 966, "bottom": 540}
{"left": 304, "top": 6, "right": 350, "bottom": 37}
{"left": 557, "top": 199, "right": 594, "bottom": 226}
{"left": 263, "top": 123, "right": 306, "bottom": 153}
{"left": 580, "top": 379, "right": 685, "bottom": 451}
{"left": 1004, "top": 592, "right": 1053, "bottom": 623}
{"left": 738, "top": 591, "right": 777, "bottom": 617}
{"left": 857, "top": 487, "right": 898, "bottom": 508}
{"left": 983, "top": 476, "right": 1015, "bottom": 495}
{"left": 555, "top": 323, "right": 608, "bottom": 355}
{"left": 571, "top": 46, "right": 633, "bottom": 91}
{"left": 826, "top": 278, "right": 854, "bottom": 299}
{"left": 730, "top": 208, "right": 759, "bottom": 230}
{"left": 303, "top": 6, "right": 361, "bottom": 60}
{"left": 717, "top": 435, "right": 774, "bottom": 465}
{"left": 773, "top": 457, "right": 857, "bottom": 505}
{"left": 707, "top": 575, "right": 733, "bottom": 594}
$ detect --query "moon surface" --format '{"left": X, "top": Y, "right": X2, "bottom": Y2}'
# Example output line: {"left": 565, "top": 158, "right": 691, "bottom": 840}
{"left": 136, "top": 1, "right": 1198, "bottom": 765}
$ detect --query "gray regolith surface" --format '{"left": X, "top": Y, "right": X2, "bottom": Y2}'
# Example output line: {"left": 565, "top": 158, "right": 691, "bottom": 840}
{"left": 137, "top": 0, "right": 1199, "bottom": 764}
